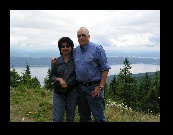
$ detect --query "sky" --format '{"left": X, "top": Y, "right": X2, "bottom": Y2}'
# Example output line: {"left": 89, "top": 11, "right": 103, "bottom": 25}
{"left": 10, "top": 10, "right": 160, "bottom": 52}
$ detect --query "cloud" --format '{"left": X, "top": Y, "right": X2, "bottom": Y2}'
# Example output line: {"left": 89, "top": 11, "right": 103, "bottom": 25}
{"left": 10, "top": 10, "right": 160, "bottom": 52}
{"left": 110, "top": 33, "right": 160, "bottom": 47}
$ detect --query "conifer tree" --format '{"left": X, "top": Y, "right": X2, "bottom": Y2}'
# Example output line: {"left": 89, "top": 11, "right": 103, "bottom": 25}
{"left": 115, "top": 58, "right": 137, "bottom": 108}
{"left": 10, "top": 68, "right": 21, "bottom": 88}
{"left": 105, "top": 82, "right": 115, "bottom": 101}
{"left": 20, "top": 63, "right": 41, "bottom": 89}
{"left": 148, "top": 71, "right": 160, "bottom": 114}
{"left": 43, "top": 68, "right": 53, "bottom": 90}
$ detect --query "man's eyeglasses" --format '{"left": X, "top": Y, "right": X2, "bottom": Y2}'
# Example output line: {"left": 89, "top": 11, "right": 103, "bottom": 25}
{"left": 61, "top": 44, "right": 71, "bottom": 48}
{"left": 77, "top": 34, "right": 87, "bottom": 38}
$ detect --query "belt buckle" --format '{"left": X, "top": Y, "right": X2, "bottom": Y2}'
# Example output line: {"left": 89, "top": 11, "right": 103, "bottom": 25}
{"left": 83, "top": 82, "right": 89, "bottom": 86}
{"left": 83, "top": 82, "right": 86, "bottom": 85}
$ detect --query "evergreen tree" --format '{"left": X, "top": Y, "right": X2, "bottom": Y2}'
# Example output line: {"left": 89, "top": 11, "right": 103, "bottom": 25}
{"left": 43, "top": 68, "right": 53, "bottom": 90}
{"left": 10, "top": 68, "right": 21, "bottom": 88}
{"left": 20, "top": 63, "right": 41, "bottom": 89}
{"left": 139, "top": 73, "right": 152, "bottom": 112}
{"left": 148, "top": 71, "right": 160, "bottom": 114}
{"left": 30, "top": 77, "right": 41, "bottom": 89}
{"left": 105, "top": 82, "right": 115, "bottom": 101}
{"left": 115, "top": 58, "right": 138, "bottom": 108}
{"left": 109, "top": 75, "right": 117, "bottom": 95}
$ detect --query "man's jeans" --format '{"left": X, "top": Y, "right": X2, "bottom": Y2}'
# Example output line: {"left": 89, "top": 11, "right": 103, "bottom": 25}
{"left": 77, "top": 83, "right": 106, "bottom": 122}
{"left": 53, "top": 89, "right": 78, "bottom": 122}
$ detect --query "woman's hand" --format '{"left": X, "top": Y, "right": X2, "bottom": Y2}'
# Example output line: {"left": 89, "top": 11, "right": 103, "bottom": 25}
{"left": 57, "top": 78, "right": 68, "bottom": 88}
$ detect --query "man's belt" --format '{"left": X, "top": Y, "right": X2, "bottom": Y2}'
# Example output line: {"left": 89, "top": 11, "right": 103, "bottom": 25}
{"left": 78, "top": 80, "right": 101, "bottom": 86}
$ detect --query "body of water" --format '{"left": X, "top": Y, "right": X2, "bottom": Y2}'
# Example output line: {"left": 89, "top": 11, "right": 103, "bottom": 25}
{"left": 13, "top": 64, "right": 160, "bottom": 87}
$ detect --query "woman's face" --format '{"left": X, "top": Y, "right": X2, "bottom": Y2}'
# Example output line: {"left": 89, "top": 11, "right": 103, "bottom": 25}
{"left": 60, "top": 42, "right": 72, "bottom": 55}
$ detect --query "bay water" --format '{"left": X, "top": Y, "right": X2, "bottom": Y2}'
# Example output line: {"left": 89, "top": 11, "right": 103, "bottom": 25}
{"left": 14, "top": 64, "right": 160, "bottom": 87}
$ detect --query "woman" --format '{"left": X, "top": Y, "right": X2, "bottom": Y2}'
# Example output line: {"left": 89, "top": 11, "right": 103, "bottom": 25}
{"left": 50, "top": 37, "right": 77, "bottom": 122}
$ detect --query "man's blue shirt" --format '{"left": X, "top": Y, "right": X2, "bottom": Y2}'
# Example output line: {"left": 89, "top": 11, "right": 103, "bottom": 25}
{"left": 73, "top": 41, "right": 111, "bottom": 82}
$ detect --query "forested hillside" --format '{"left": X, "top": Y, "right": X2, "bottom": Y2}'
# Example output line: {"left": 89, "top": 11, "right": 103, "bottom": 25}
{"left": 10, "top": 57, "right": 160, "bottom": 115}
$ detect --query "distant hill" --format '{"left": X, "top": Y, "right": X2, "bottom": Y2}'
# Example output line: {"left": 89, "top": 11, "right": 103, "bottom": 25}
{"left": 10, "top": 50, "right": 160, "bottom": 67}
{"left": 10, "top": 49, "right": 160, "bottom": 58}
{"left": 10, "top": 56, "right": 160, "bottom": 67}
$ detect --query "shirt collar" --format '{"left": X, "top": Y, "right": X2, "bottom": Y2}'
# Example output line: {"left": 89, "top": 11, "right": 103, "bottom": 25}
{"left": 60, "top": 53, "right": 73, "bottom": 61}
{"left": 80, "top": 41, "right": 90, "bottom": 52}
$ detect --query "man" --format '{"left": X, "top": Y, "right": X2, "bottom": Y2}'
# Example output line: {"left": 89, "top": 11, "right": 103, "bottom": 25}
{"left": 73, "top": 27, "right": 111, "bottom": 122}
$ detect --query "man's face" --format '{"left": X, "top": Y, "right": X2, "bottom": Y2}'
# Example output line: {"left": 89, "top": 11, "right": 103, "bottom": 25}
{"left": 77, "top": 29, "right": 90, "bottom": 46}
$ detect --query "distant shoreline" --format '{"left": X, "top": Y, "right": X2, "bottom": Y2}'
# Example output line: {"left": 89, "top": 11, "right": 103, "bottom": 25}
{"left": 13, "top": 64, "right": 160, "bottom": 87}
{"left": 10, "top": 56, "right": 160, "bottom": 68}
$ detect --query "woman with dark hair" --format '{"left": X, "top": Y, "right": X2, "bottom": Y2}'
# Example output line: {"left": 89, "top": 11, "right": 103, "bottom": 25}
{"left": 50, "top": 37, "right": 77, "bottom": 122}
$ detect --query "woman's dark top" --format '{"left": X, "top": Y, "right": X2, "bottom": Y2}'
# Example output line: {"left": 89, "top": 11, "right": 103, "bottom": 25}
{"left": 50, "top": 54, "right": 77, "bottom": 94}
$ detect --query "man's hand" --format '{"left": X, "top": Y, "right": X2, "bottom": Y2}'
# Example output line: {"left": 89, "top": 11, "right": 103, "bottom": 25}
{"left": 91, "top": 86, "right": 102, "bottom": 98}
{"left": 51, "top": 57, "right": 56, "bottom": 64}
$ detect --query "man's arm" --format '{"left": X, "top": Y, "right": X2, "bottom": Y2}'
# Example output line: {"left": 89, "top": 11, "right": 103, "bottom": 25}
{"left": 100, "top": 70, "right": 109, "bottom": 88}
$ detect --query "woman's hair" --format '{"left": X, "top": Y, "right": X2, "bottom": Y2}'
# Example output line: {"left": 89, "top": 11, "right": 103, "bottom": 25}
{"left": 58, "top": 37, "right": 74, "bottom": 55}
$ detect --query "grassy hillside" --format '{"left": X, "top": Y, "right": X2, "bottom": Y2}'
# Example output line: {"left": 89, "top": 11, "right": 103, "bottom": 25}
{"left": 10, "top": 87, "right": 160, "bottom": 122}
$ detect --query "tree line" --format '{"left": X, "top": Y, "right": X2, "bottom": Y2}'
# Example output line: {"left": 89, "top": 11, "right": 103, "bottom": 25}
{"left": 10, "top": 58, "right": 160, "bottom": 115}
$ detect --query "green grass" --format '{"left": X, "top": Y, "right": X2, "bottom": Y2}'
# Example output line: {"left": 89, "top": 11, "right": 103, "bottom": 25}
{"left": 10, "top": 87, "right": 160, "bottom": 122}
